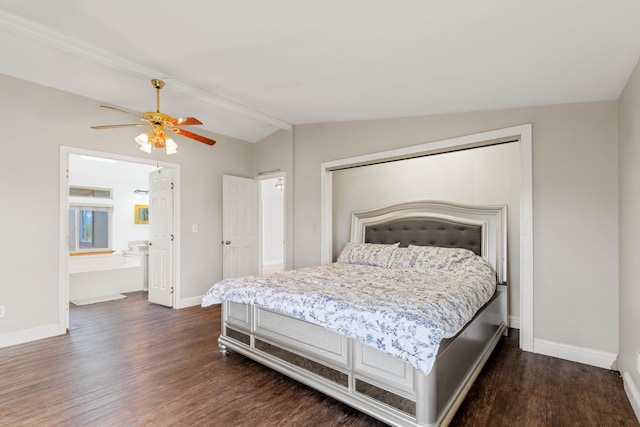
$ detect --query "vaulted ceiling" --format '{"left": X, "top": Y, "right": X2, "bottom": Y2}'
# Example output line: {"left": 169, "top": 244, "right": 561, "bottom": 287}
{"left": 1, "top": 1, "right": 639, "bottom": 142}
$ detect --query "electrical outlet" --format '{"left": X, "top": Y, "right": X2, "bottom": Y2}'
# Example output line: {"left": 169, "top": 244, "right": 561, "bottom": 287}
{"left": 0, "top": 305, "right": 5, "bottom": 318}
{"left": 192, "top": 224, "right": 198, "bottom": 233}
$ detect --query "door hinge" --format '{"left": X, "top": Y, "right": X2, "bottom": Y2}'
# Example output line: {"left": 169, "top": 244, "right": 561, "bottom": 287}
{"left": 170, "top": 287, "right": 174, "bottom": 294}
{"left": 170, "top": 182, "right": 174, "bottom": 190}
{"left": 170, "top": 234, "right": 174, "bottom": 241}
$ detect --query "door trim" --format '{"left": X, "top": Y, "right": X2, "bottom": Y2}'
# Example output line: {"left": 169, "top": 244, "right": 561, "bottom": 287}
{"left": 59, "top": 146, "right": 182, "bottom": 330}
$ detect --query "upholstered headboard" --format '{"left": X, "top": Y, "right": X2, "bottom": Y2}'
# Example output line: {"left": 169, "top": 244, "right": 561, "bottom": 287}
{"left": 350, "top": 200, "right": 507, "bottom": 283}
{"left": 364, "top": 218, "right": 482, "bottom": 255}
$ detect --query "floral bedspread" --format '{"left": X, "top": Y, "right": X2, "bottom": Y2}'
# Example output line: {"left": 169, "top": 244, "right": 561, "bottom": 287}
{"left": 201, "top": 256, "right": 496, "bottom": 375}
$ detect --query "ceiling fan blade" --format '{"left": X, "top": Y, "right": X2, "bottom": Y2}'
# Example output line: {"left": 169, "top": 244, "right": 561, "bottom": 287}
{"left": 171, "top": 128, "right": 216, "bottom": 146}
{"left": 170, "top": 117, "right": 203, "bottom": 126}
{"left": 99, "top": 105, "right": 141, "bottom": 117}
{"left": 91, "top": 124, "right": 146, "bottom": 129}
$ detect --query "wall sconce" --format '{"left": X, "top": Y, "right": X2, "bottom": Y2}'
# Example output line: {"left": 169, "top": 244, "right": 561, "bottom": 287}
{"left": 275, "top": 178, "right": 284, "bottom": 192}
{"left": 134, "top": 189, "right": 149, "bottom": 201}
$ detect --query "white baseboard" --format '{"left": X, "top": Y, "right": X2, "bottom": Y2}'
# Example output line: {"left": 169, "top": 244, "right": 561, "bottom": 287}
{"left": 177, "top": 295, "right": 203, "bottom": 309}
{"left": 623, "top": 371, "right": 640, "bottom": 422}
{"left": 508, "top": 315, "right": 520, "bottom": 329}
{"left": 534, "top": 338, "right": 617, "bottom": 370}
{"left": 0, "top": 323, "right": 65, "bottom": 349}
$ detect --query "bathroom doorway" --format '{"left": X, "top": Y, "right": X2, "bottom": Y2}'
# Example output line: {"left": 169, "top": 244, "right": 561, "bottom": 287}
{"left": 259, "top": 175, "right": 285, "bottom": 274}
{"left": 60, "top": 147, "right": 180, "bottom": 328}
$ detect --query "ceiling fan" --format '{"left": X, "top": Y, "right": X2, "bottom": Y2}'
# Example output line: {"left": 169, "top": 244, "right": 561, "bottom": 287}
{"left": 91, "top": 79, "right": 216, "bottom": 154}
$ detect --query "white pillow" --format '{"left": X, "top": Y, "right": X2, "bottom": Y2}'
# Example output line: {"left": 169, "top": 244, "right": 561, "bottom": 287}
{"left": 387, "top": 247, "right": 416, "bottom": 269}
{"left": 337, "top": 242, "right": 399, "bottom": 267}
{"left": 408, "top": 245, "right": 476, "bottom": 272}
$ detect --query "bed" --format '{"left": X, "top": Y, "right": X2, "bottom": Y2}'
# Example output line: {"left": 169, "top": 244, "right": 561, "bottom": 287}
{"left": 202, "top": 200, "right": 508, "bottom": 427}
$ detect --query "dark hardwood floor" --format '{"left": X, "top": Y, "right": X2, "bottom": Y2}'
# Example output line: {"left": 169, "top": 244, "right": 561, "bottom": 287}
{"left": 0, "top": 292, "right": 637, "bottom": 426}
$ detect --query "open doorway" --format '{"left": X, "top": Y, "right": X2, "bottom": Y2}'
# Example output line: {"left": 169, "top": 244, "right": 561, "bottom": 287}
{"left": 59, "top": 147, "right": 181, "bottom": 328}
{"left": 66, "top": 153, "right": 156, "bottom": 306}
{"left": 259, "top": 175, "right": 285, "bottom": 274}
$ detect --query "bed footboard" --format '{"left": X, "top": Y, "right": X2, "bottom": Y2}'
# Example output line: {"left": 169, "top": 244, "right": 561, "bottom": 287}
{"left": 217, "top": 284, "right": 506, "bottom": 427}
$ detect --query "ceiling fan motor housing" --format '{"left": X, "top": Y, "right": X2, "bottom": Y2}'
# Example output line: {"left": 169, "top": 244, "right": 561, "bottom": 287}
{"left": 151, "top": 79, "right": 165, "bottom": 90}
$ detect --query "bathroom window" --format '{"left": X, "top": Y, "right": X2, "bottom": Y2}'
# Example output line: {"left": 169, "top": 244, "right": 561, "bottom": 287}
{"left": 69, "top": 186, "right": 113, "bottom": 199}
{"left": 69, "top": 206, "right": 113, "bottom": 253}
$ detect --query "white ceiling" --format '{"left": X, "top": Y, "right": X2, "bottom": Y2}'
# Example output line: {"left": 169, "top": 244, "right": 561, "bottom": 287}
{"left": 1, "top": 1, "right": 640, "bottom": 143}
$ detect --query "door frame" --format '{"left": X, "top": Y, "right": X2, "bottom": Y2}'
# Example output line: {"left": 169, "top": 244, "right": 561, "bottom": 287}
{"left": 256, "top": 172, "right": 287, "bottom": 273}
{"left": 59, "top": 146, "right": 181, "bottom": 329}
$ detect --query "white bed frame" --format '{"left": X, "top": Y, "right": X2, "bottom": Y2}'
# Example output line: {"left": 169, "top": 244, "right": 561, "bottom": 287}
{"left": 217, "top": 201, "right": 508, "bottom": 427}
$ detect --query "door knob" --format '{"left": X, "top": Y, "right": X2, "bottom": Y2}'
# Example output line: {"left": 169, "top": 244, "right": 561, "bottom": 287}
{"left": 225, "top": 241, "right": 231, "bottom": 245}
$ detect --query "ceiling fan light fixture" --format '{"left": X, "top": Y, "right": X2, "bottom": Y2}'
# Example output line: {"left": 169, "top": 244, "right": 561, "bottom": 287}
{"left": 135, "top": 131, "right": 149, "bottom": 145}
{"left": 139, "top": 141, "right": 152, "bottom": 153}
{"left": 165, "top": 138, "right": 178, "bottom": 154}
{"left": 135, "top": 129, "right": 178, "bottom": 154}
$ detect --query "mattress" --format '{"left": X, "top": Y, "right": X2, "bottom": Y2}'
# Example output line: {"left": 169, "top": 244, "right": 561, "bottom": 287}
{"left": 202, "top": 244, "right": 497, "bottom": 375}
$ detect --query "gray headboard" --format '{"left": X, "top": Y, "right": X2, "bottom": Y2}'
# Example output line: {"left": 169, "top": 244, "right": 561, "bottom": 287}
{"left": 364, "top": 218, "right": 482, "bottom": 255}
{"left": 350, "top": 200, "right": 507, "bottom": 283}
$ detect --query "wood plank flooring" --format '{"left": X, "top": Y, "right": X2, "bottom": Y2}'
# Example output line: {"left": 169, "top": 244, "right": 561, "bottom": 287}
{"left": 0, "top": 291, "right": 637, "bottom": 426}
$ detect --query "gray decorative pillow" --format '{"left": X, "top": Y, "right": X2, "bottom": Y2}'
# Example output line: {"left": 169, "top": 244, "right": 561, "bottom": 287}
{"left": 337, "top": 242, "right": 400, "bottom": 267}
{"left": 408, "top": 245, "right": 476, "bottom": 272}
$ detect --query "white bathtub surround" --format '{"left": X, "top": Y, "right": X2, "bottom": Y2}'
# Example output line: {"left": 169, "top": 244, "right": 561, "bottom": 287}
{"left": 69, "top": 254, "right": 144, "bottom": 300}
{"left": 70, "top": 294, "right": 127, "bottom": 306}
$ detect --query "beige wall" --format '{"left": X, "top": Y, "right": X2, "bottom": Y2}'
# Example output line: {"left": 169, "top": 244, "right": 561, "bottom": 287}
{"left": 0, "top": 74, "right": 254, "bottom": 338}
{"left": 618, "top": 58, "right": 640, "bottom": 414}
{"left": 285, "top": 102, "right": 618, "bottom": 355}
{"left": 0, "top": 71, "right": 623, "bottom": 370}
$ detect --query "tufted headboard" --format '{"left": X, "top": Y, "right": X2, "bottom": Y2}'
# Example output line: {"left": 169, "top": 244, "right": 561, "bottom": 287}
{"left": 350, "top": 200, "right": 507, "bottom": 283}
{"left": 364, "top": 218, "right": 482, "bottom": 255}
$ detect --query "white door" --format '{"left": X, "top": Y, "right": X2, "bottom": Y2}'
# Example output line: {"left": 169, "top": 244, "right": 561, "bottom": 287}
{"left": 148, "top": 168, "right": 174, "bottom": 307}
{"left": 222, "top": 175, "right": 258, "bottom": 279}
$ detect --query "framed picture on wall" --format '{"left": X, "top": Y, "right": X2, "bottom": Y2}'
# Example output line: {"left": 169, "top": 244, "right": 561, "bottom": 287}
{"left": 134, "top": 204, "right": 149, "bottom": 224}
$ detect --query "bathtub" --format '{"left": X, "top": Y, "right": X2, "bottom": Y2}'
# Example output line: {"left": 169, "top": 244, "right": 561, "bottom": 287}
{"left": 69, "top": 253, "right": 144, "bottom": 301}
